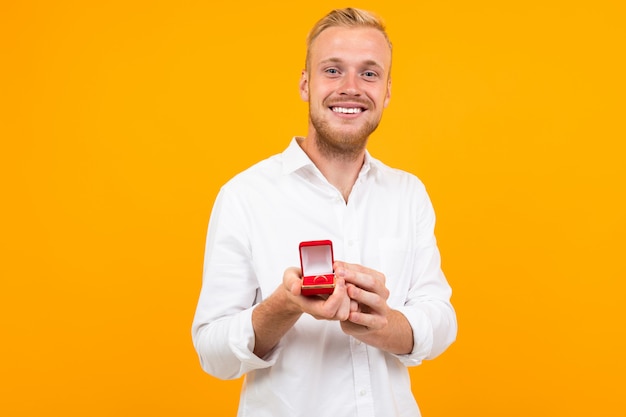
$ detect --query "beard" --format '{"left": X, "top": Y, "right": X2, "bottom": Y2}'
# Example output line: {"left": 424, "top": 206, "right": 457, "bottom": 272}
{"left": 309, "top": 109, "right": 381, "bottom": 161}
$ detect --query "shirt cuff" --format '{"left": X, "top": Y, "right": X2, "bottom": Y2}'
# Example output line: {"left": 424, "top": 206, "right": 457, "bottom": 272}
{"left": 229, "top": 305, "right": 282, "bottom": 374}
{"left": 391, "top": 305, "right": 433, "bottom": 366}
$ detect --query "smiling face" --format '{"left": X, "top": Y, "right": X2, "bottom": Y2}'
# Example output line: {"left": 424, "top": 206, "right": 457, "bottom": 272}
{"left": 300, "top": 26, "right": 392, "bottom": 160}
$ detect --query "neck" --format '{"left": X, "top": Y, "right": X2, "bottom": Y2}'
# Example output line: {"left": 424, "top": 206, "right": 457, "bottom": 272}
{"left": 298, "top": 136, "right": 365, "bottom": 203}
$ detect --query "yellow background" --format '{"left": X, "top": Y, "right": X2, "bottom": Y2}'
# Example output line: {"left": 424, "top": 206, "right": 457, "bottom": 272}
{"left": 1, "top": 1, "right": 624, "bottom": 415}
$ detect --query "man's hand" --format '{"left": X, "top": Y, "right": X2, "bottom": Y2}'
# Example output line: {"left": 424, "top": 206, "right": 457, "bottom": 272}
{"left": 283, "top": 266, "right": 351, "bottom": 321}
{"left": 252, "top": 267, "right": 350, "bottom": 358}
{"left": 335, "top": 261, "right": 414, "bottom": 355}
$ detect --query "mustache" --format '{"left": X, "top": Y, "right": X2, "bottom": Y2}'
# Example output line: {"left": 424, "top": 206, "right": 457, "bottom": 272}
{"left": 324, "top": 98, "right": 372, "bottom": 108}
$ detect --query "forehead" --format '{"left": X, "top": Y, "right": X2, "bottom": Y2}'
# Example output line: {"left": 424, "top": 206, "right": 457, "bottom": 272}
{"left": 309, "top": 26, "right": 392, "bottom": 71}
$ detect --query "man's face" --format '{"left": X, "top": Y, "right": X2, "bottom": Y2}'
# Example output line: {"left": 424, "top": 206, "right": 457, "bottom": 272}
{"left": 300, "top": 26, "right": 392, "bottom": 159}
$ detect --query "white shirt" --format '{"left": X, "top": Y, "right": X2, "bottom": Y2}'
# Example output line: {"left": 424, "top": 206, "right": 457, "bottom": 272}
{"left": 192, "top": 138, "right": 457, "bottom": 417}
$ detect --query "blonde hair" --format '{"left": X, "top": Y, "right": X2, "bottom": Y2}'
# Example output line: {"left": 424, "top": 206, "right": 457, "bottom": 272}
{"left": 305, "top": 8, "right": 392, "bottom": 70}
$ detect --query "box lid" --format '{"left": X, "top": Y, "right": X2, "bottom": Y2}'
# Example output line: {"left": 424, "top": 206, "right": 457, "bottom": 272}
{"left": 299, "top": 240, "right": 334, "bottom": 276}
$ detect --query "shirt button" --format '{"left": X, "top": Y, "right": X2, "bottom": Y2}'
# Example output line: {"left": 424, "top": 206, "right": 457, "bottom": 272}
{"left": 360, "top": 389, "right": 367, "bottom": 396}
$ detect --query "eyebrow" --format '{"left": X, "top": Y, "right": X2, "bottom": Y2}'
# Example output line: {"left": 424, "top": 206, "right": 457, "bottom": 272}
{"left": 319, "top": 57, "right": 385, "bottom": 71}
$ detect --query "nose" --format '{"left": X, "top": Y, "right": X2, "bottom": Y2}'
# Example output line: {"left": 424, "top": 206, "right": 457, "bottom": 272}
{"left": 339, "top": 71, "right": 360, "bottom": 96}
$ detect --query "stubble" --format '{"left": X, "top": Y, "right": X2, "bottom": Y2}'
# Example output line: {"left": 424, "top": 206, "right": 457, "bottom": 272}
{"left": 309, "top": 110, "right": 381, "bottom": 162}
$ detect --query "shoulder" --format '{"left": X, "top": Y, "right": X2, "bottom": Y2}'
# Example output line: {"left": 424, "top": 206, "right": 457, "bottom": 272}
{"left": 369, "top": 156, "right": 427, "bottom": 196}
{"left": 221, "top": 153, "right": 283, "bottom": 193}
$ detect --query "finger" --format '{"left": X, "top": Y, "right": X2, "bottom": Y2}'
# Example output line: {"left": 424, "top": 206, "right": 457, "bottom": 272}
{"left": 340, "top": 319, "right": 367, "bottom": 335}
{"left": 325, "top": 277, "right": 350, "bottom": 319}
{"left": 336, "top": 289, "right": 352, "bottom": 321}
{"left": 334, "top": 261, "right": 385, "bottom": 284}
{"left": 347, "top": 284, "right": 386, "bottom": 314}
{"left": 283, "top": 267, "right": 303, "bottom": 296}
{"left": 335, "top": 264, "right": 385, "bottom": 292}
{"left": 337, "top": 267, "right": 388, "bottom": 300}
{"left": 348, "top": 309, "right": 388, "bottom": 331}
{"left": 303, "top": 278, "right": 349, "bottom": 320}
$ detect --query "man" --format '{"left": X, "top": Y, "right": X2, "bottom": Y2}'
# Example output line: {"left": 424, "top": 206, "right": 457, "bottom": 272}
{"left": 192, "top": 8, "right": 457, "bottom": 417}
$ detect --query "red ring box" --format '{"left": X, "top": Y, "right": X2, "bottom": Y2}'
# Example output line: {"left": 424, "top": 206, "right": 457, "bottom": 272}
{"left": 299, "top": 240, "right": 335, "bottom": 296}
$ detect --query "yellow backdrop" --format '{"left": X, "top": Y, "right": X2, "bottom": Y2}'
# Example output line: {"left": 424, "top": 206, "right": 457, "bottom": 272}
{"left": 2, "top": 1, "right": 624, "bottom": 415}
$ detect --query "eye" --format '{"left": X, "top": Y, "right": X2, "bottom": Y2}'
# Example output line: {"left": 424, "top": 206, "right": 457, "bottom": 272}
{"left": 363, "top": 71, "right": 378, "bottom": 79}
{"left": 325, "top": 68, "right": 340, "bottom": 75}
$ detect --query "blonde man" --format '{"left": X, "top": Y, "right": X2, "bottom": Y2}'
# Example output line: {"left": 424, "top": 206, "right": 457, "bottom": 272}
{"left": 192, "top": 8, "right": 457, "bottom": 417}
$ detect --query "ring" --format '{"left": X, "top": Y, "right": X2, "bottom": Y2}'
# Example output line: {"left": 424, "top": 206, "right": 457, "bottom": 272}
{"left": 314, "top": 275, "right": 329, "bottom": 283}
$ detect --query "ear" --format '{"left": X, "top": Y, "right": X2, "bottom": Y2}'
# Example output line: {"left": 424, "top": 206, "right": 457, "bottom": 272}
{"left": 383, "top": 77, "right": 392, "bottom": 108}
{"left": 299, "top": 70, "right": 309, "bottom": 102}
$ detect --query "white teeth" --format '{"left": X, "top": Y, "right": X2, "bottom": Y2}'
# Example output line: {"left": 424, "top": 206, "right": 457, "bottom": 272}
{"left": 332, "top": 107, "right": 362, "bottom": 114}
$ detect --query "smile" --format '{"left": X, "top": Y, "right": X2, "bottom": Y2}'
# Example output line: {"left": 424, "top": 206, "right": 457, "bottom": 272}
{"left": 331, "top": 107, "right": 363, "bottom": 114}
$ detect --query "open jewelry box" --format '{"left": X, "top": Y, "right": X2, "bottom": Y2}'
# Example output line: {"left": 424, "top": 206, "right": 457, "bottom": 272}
{"left": 299, "top": 240, "right": 335, "bottom": 296}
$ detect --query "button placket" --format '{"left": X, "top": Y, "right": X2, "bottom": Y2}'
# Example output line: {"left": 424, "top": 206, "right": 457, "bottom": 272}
{"left": 350, "top": 337, "right": 374, "bottom": 416}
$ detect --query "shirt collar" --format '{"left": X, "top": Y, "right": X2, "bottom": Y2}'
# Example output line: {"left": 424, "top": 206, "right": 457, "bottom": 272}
{"left": 281, "top": 137, "right": 376, "bottom": 178}
{"left": 281, "top": 137, "right": 314, "bottom": 175}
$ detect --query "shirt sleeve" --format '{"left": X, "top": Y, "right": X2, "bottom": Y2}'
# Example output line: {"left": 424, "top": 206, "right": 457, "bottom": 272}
{"left": 392, "top": 185, "right": 457, "bottom": 366}
{"left": 191, "top": 186, "right": 281, "bottom": 379}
